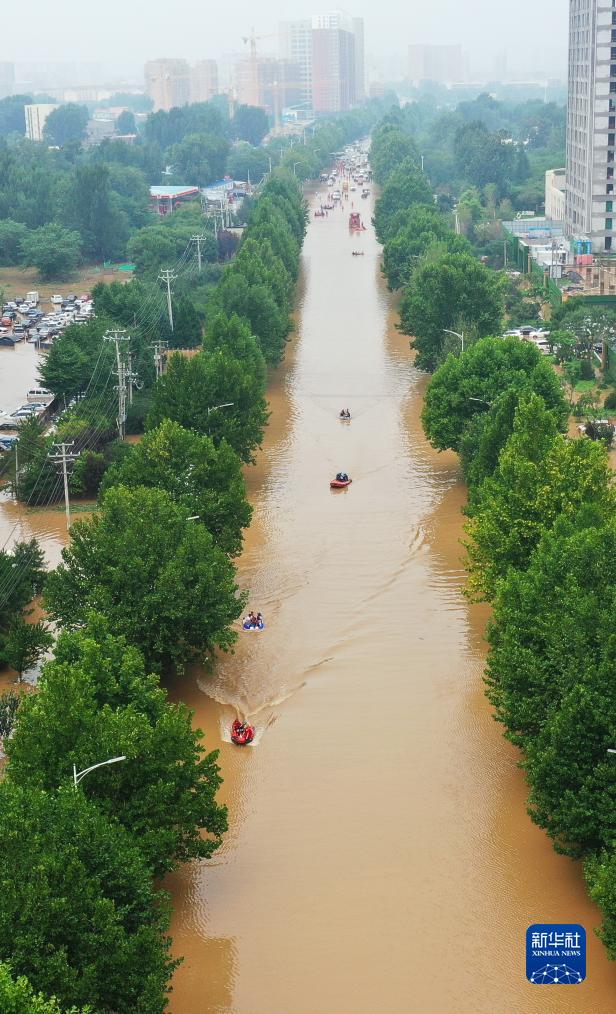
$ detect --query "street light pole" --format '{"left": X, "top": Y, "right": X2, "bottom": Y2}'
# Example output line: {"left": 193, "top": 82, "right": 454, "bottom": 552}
{"left": 443, "top": 328, "right": 464, "bottom": 352}
{"left": 206, "top": 402, "right": 234, "bottom": 416}
{"left": 73, "top": 755, "right": 126, "bottom": 789}
{"left": 293, "top": 161, "right": 303, "bottom": 177}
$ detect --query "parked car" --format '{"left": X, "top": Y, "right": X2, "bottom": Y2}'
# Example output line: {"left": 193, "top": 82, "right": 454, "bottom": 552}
{"left": 51, "top": 294, "right": 63, "bottom": 304}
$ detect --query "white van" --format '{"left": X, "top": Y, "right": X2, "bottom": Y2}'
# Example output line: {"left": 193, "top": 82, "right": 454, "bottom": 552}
{"left": 27, "top": 388, "right": 54, "bottom": 404}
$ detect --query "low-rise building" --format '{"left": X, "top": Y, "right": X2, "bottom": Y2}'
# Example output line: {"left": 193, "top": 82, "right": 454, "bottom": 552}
{"left": 149, "top": 185, "right": 200, "bottom": 216}
{"left": 545, "top": 168, "right": 566, "bottom": 222}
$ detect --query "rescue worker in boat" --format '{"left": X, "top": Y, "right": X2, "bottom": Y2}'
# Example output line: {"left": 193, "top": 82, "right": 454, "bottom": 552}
{"left": 256, "top": 612, "right": 263, "bottom": 627}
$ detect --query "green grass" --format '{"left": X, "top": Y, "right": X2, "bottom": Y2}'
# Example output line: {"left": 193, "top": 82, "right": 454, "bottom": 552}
{"left": 574, "top": 380, "right": 597, "bottom": 393}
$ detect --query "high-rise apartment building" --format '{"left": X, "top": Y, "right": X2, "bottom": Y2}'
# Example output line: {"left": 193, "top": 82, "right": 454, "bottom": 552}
{"left": 144, "top": 59, "right": 190, "bottom": 112}
{"left": 564, "top": 0, "right": 616, "bottom": 252}
{"left": 280, "top": 11, "right": 365, "bottom": 113}
{"left": 0, "top": 62, "right": 15, "bottom": 99}
{"left": 191, "top": 60, "right": 219, "bottom": 104}
{"left": 234, "top": 57, "right": 303, "bottom": 118}
{"left": 279, "top": 18, "right": 313, "bottom": 108}
{"left": 408, "top": 44, "right": 466, "bottom": 84}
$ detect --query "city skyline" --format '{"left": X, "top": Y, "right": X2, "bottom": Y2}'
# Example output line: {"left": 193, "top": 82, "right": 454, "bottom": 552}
{"left": 3, "top": 1, "right": 568, "bottom": 82}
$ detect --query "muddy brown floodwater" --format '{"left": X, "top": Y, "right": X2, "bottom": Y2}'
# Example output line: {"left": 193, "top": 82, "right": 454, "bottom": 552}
{"left": 1, "top": 192, "right": 614, "bottom": 1013}
{"left": 163, "top": 192, "right": 615, "bottom": 1013}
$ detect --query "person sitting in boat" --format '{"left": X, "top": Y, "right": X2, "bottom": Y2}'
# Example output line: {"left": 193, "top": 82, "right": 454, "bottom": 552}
{"left": 341, "top": 473, "right": 349, "bottom": 482}
{"left": 336, "top": 472, "right": 344, "bottom": 481}
{"left": 256, "top": 612, "right": 263, "bottom": 627}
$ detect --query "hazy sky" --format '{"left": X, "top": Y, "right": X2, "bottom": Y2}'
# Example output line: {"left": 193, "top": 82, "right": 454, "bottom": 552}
{"left": 6, "top": 1, "right": 568, "bottom": 78}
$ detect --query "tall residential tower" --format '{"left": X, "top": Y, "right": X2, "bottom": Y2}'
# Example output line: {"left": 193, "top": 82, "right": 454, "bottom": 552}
{"left": 565, "top": 0, "right": 616, "bottom": 251}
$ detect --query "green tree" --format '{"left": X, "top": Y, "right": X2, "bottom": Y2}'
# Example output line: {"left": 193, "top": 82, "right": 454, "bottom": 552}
{"left": 7, "top": 617, "right": 228, "bottom": 876}
{"left": 115, "top": 109, "right": 136, "bottom": 134}
{"left": 401, "top": 252, "right": 506, "bottom": 372}
{"left": 381, "top": 205, "right": 471, "bottom": 289}
{"left": 0, "top": 540, "right": 46, "bottom": 668}
{"left": 0, "top": 962, "right": 87, "bottom": 1013}
{"left": 127, "top": 225, "right": 182, "bottom": 277}
{"left": 422, "top": 336, "right": 568, "bottom": 452}
{"left": 61, "top": 164, "right": 129, "bottom": 261}
{"left": 5, "top": 617, "right": 52, "bottom": 683}
{"left": 0, "top": 219, "right": 28, "bottom": 265}
{"left": 586, "top": 850, "right": 616, "bottom": 959}
{"left": 465, "top": 394, "right": 616, "bottom": 600}
{"left": 210, "top": 270, "right": 290, "bottom": 363}
{"left": 227, "top": 142, "right": 270, "bottom": 182}
{"left": 42, "top": 104, "right": 89, "bottom": 146}
{"left": 373, "top": 158, "right": 434, "bottom": 243}
{"left": 44, "top": 485, "right": 244, "bottom": 672}
{"left": 0, "top": 782, "right": 174, "bottom": 1012}
{"left": 20, "top": 223, "right": 81, "bottom": 281}
{"left": 148, "top": 322, "right": 269, "bottom": 463}
{"left": 101, "top": 419, "right": 251, "bottom": 555}
{"left": 231, "top": 105, "right": 269, "bottom": 146}
{"left": 171, "top": 295, "right": 201, "bottom": 348}
{"left": 370, "top": 125, "right": 419, "bottom": 184}
{"left": 0, "top": 691, "right": 19, "bottom": 744}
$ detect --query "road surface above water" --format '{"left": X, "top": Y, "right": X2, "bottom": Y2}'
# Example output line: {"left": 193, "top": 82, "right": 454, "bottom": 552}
{"left": 0, "top": 191, "right": 613, "bottom": 1013}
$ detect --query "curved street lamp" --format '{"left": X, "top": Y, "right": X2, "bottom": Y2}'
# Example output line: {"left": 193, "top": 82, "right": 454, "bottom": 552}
{"left": 73, "top": 755, "right": 126, "bottom": 789}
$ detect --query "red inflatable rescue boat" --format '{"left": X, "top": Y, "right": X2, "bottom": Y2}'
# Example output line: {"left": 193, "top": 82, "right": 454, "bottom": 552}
{"left": 231, "top": 719, "right": 254, "bottom": 746}
{"left": 330, "top": 477, "right": 352, "bottom": 489}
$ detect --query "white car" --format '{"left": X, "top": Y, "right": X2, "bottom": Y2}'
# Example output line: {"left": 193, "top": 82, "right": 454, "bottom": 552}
{"left": 51, "top": 294, "right": 63, "bottom": 304}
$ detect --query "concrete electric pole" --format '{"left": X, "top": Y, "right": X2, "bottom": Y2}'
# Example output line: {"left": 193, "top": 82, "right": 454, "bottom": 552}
{"left": 190, "top": 234, "right": 207, "bottom": 272}
{"left": 104, "top": 330, "right": 130, "bottom": 440}
{"left": 152, "top": 340, "right": 168, "bottom": 380}
{"left": 48, "top": 441, "right": 79, "bottom": 529}
{"left": 158, "top": 269, "right": 177, "bottom": 332}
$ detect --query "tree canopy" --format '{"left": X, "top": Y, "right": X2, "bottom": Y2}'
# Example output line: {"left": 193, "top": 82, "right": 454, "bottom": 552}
{"left": 0, "top": 782, "right": 175, "bottom": 1012}
{"left": 400, "top": 253, "right": 505, "bottom": 371}
{"left": 44, "top": 484, "right": 244, "bottom": 672}
{"left": 101, "top": 418, "right": 251, "bottom": 556}
{"left": 7, "top": 617, "right": 228, "bottom": 876}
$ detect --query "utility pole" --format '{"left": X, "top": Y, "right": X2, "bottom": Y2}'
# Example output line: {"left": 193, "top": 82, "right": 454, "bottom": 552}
{"left": 48, "top": 441, "right": 79, "bottom": 529}
{"left": 152, "top": 340, "right": 168, "bottom": 380}
{"left": 158, "top": 269, "right": 177, "bottom": 332}
{"left": 190, "top": 234, "right": 207, "bottom": 272}
{"left": 104, "top": 330, "right": 130, "bottom": 440}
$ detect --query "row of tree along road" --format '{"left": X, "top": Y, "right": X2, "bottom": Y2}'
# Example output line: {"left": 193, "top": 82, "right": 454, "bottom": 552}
{"left": 0, "top": 104, "right": 382, "bottom": 1011}
{"left": 370, "top": 110, "right": 616, "bottom": 961}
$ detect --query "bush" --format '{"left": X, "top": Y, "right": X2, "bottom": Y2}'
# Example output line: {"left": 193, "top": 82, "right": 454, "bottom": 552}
{"left": 603, "top": 389, "right": 616, "bottom": 410}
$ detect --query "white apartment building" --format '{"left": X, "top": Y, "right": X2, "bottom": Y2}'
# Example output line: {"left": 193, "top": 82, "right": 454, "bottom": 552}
{"left": 545, "top": 167, "right": 567, "bottom": 220}
{"left": 565, "top": 0, "right": 616, "bottom": 252}
{"left": 24, "top": 104, "right": 59, "bottom": 141}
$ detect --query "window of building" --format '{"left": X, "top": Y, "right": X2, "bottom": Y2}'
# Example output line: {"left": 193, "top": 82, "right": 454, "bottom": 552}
{"left": 607, "top": 219, "right": 613, "bottom": 230}
{"left": 606, "top": 237, "right": 612, "bottom": 251}
{"left": 607, "top": 201, "right": 614, "bottom": 212}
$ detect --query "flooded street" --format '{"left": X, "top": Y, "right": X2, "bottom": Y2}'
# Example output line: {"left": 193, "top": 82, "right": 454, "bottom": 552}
{"left": 164, "top": 194, "right": 615, "bottom": 1013}
{"left": 1, "top": 192, "right": 614, "bottom": 1012}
